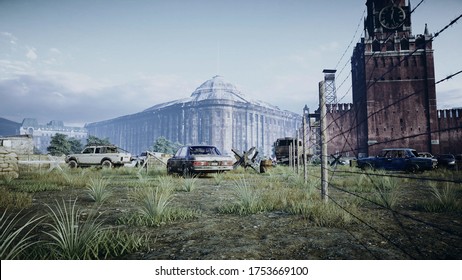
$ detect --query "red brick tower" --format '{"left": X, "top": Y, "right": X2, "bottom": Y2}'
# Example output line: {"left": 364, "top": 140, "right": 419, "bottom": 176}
{"left": 352, "top": 0, "right": 439, "bottom": 156}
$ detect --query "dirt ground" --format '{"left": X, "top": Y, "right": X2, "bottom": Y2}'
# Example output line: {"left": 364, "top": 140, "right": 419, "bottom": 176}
{"left": 4, "top": 165, "right": 462, "bottom": 260}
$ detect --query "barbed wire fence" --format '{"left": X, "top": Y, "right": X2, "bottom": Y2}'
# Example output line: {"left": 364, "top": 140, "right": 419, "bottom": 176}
{"left": 291, "top": 6, "right": 462, "bottom": 259}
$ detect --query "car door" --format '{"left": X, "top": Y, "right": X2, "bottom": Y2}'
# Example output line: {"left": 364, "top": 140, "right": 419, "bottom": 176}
{"left": 80, "top": 147, "right": 96, "bottom": 164}
{"left": 374, "top": 150, "right": 389, "bottom": 169}
{"left": 383, "top": 150, "right": 406, "bottom": 171}
{"left": 170, "top": 147, "right": 185, "bottom": 172}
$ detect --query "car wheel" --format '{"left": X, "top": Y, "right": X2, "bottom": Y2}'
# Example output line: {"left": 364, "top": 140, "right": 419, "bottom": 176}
{"left": 68, "top": 160, "right": 78, "bottom": 168}
{"left": 407, "top": 164, "right": 419, "bottom": 173}
{"left": 183, "top": 165, "right": 192, "bottom": 178}
{"left": 361, "top": 163, "right": 373, "bottom": 171}
{"left": 101, "top": 160, "right": 113, "bottom": 168}
{"left": 167, "top": 165, "right": 174, "bottom": 175}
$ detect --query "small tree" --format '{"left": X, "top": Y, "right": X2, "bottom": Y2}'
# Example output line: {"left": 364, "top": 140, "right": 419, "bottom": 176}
{"left": 86, "top": 135, "right": 111, "bottom": 146}
{"left": 152, "top": 136, "right": 180, "bottom": 154}
{"left": 47, "top": 133, "right": 71, "bottom": 156}
{"left": 68, "top": 137, "right": 84, "bottom": 153}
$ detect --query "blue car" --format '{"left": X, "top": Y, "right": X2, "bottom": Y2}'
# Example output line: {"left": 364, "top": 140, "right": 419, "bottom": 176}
{"left": 357, "top": 148, "right": 436, "bottom": 173}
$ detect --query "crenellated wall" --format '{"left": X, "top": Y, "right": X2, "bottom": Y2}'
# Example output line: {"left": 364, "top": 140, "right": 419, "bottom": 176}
{"left": 437, "top": 109, "right": 462, "bottom": 154}
{"left": 325, "top": 103, "right": 358, "bottom": 157}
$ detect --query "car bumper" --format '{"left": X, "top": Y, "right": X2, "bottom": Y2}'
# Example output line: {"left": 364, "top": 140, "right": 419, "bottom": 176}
{"left": 192, "top": 166, "right": 233, "bottom": 172}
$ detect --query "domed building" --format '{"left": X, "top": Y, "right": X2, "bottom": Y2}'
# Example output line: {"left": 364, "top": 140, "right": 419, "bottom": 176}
{"left": 85, "top": 76, "right": 301, "bottom": 156}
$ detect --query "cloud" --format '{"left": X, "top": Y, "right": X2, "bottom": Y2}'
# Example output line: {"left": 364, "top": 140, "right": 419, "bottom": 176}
{"left": 0, "top": 32, "right": 17, "bottom": 45}
{"left": 437, "top": 88, "right": 462, "bottom": 109}
{"left": 26, "top": 47, "right": 38, "bottom": 61}
{"left": 0, "top": 71, "right": 199, "bottom": 126}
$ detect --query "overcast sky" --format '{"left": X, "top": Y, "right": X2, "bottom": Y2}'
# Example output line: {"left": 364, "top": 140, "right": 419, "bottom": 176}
{"left": 1, "top": 0, "right": 461, "bottom": 127}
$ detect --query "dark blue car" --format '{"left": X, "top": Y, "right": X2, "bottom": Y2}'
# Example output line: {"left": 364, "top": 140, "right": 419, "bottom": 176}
{"left": 357, "top": 148, "right": 436, "bottom": 173}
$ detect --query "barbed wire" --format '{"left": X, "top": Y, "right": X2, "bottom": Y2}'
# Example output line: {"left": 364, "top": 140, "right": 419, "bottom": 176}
{"left": 289, "top": 5, "right": 462, "bottom": 259}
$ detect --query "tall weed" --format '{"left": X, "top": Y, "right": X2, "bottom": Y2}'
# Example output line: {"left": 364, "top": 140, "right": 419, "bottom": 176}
{"left": 422, "top": 182, "right": 461, "bottom": 212}
{"left": 43, "top": 199, "right": 105, "bottom": 259}
{"left": 86, "top": 177, "right": 111, "bottom": 204}
{"left": 0, "top": 210, "right": 42, "bottom": 259}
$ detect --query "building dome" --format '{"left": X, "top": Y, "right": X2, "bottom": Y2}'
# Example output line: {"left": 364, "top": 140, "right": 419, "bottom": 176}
{"left": 190, "top": 75, "right": 249, "bottom": 103}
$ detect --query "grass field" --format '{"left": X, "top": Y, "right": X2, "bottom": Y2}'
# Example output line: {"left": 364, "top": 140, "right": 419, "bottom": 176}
{"left": 1, "top": 163, "right": 461, "bottom": 260}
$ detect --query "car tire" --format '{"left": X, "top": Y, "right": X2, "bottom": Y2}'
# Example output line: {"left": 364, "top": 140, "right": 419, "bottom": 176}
{"left": 101, "top": 160, "right": 113, "bottom": 168}
{"left": 68, "top": 160, "right": 78, "bottom": 168}
{"left": 407, "top": 164, "right": 419, "bottom": 173}
{"left": 167, "top": 165, "right": 173, "bottom": 175}
{"left": 361, "top": 163, "right": 373, "bottom": 171}
{"left": 183, "top": 165, "right": 192, "bottom": 178}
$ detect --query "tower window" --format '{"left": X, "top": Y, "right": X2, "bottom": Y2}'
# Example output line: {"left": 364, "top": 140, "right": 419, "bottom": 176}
{"left": 372, "top": 39, "right": 381, "bottom": 52}
{"left": 416, "top": 36, "right": 425, "bottom": 50}
{"left": 400, "top": 38, "right": 409, "bottom": 50}
{"left": 386, "top": 40, "right": 395, "bottom": 51}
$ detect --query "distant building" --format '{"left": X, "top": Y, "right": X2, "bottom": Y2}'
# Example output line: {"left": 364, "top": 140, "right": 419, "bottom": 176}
{"left": 0, "top": 118, "right": 20, "bottom": 136}
{"left": 19, "top": 119, "right": 87, "bottom": 154}
{"left": 86, "top": 75, "right": 301, "bottom": 156}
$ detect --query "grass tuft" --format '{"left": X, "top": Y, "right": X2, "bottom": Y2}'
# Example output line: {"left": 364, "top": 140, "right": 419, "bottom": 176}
{"left": 0, "top": 210, "right": 43, "bottom": 259}
{"left": 86, "top": 177, "right": 111, "bottom": 204}
{"left": 43, "top": 199, "right": 105, "bottom": 259}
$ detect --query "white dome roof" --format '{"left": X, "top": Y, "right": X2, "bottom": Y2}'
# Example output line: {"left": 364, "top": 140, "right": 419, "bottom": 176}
{"left": 190, "top": 75, "right": 249, "bottom": 103}
{"left": 144, "top": 75, "right": 280, "bottom": 112}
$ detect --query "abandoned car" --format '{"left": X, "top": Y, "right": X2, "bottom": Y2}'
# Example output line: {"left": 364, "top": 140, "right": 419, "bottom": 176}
{"left": 357, "top": 148, "right": 436, "bottom": 172}
{"left": 65, "top": 145, "right": 132, "bottom": 168}
{"left": 435, "top": 154, "right": 456, "bottom": 169}
{"left": 167, "top": 145, "right": 234, "bottom": 176}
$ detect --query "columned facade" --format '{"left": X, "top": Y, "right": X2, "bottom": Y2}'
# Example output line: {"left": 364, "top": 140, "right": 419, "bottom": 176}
{"left": 86, "top": 76, "right": 301, "bottom": 156}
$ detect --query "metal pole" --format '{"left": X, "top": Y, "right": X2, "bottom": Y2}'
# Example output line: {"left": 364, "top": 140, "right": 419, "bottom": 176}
{"left": 289, "top": 143, "right": 292, "bottom": 169}
{"left": 319, "top": 80, "right": 328, "bottom": 202}
{"left": 302, "top": 107, "right": 307, "bottom": 183}
{"left": 296, "top": 130, "right": 300, "bottom": 174}
{"left": 292, "top": 137, "right": 296, "bottom": 172}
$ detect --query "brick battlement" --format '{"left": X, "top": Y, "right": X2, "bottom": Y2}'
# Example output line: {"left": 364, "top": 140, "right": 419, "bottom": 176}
{"left": 326, "top": 103, "right": 353, "bottom": 113}
{"left": 438, "top": 109, "right": 462, "bottom": 119}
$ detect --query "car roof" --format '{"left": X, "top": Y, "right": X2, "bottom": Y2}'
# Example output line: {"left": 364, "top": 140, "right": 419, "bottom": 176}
{"left": 184, "top": 145, "right": 217, "bottom": 148}
{"left": 382, "top": 148, "right": 415, "bottom": 151}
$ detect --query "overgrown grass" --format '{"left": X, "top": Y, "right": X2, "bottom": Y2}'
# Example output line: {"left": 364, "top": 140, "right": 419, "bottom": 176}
{"left": 0, "top": 187, "right": 33, "bottom": 209}
{"left": 96, "top": 229, "right": 150, "bottom": 259}
{"left": 122, "top": 178, "right": 199, "bottom": 226}
{"left": 371, "top": 171, "right": 401, "bottom": 210}
{"left": 182, "top": 177, "right": 198, "bottom": 192}
{"left": 211, "top": 172, "right": 225, "bottom": 186}
{"left": 420, "top": 182, "right": 462, "bottom": 212}
{"left": 228, "top": 177, "right": 263, "bottom": 214}
{"left": 137, "top": 187, "right": 173, "bottom": 221}
{"left": 86, "top": 177, "right": 112, "bottom": 204}
{"left": 288, "top": 198, "right": 358, "bottom": 228}
{"left": 0, "top": 210, "right": 43, "bottom": 259}
{"left": 43, "top": 199, "right": 105, "bottom": 259}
